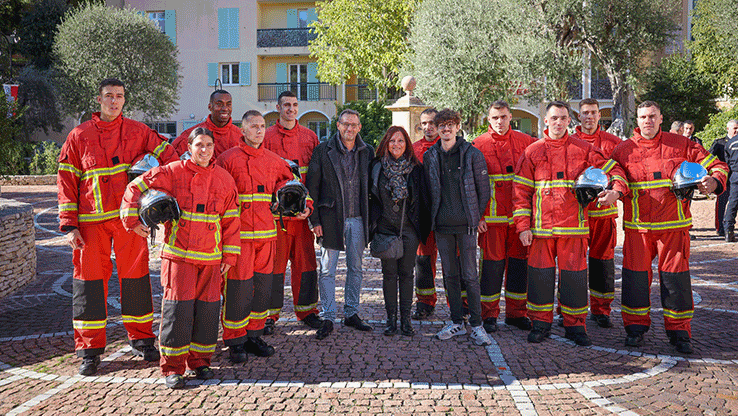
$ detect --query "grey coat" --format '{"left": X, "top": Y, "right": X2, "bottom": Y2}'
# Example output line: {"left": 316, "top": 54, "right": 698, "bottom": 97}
{"left": 306, "top": 132, "right": 374, "bottom": 251}
{"left": 423, "top": 138, "right": 490, "bottom": 234}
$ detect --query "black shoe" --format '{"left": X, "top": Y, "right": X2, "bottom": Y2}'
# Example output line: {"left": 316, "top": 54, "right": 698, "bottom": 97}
{"left": 384, "top": 316, "right": 398, "bottom": 336}
{"left": 674, "top": 337, "right": 694, "bottom": 354}
{"left": 131, "top": 345, "right": 160, "bottom": 362}
{"left": 590, "top": 314, "right": 613, "bottom": 328}
{"left": 194, "top": 366, "right": 214, "bottom": 380}
{"left": 565, "top": 332, "right": 593, "bottom": 346}
{"left": 505, "top": 317, "right": 532, "bottom": 330}
{"left": 263, "top": 318, "right": 276, "bottom": 335}
{"left": 244, "top": 336, "right": 275, "bottom": 357}
{"left": 400, "top": 316, "right": 415, "bottom": 336}
{"left": 343, "top": 314, "right": 373, "bottom": 331}
{"left": 78, "top": 355, "right": 100, "bottom": 376}
{"left": 483, "top": 318, "right": 498, "bottom": 333}
{"left": 556, "top": 315, "right": 564, "bottom": 327}
{"left": 412, "top": 304, "right": 434, "bottom": 320}
{"left": 717, "top": 229, "right": 725, "bottom": 237}
{"left": 302, "top": 313, "right": 323, "bottom": 329}
{"left": 726, "top": 230, "right": 736, "bottom": 242}
{"left": 165, "top": 374, "right": 185, "bottom": 389}
{"left": 625, "top": 333, "right": 644, "bottom": 347}
{"left": 316, "top": 319, "right": 334, "bottom": 340}
{"left": 228, "top": 344, "right": 248, "bottom": 363}
{"left": 527, "top": 327, "right": 551, "bottom": 343}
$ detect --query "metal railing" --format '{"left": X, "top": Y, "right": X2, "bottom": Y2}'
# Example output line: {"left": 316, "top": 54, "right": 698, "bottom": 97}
{"left": 256, "top": 28, "right": 317, "bottom": 48}
{"left": 258, "top": 82, "right": 336, "bottom": 102}
{"left": 344, "top": 84, "right": 378, "bottom": 102}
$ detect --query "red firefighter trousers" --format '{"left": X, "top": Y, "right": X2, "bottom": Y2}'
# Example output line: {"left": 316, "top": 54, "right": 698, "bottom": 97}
{"left": 478, "top": 225, "right": 528, "bottom": 320}
{"left": 588, "top": 217, "right": 616, "bottom": 316}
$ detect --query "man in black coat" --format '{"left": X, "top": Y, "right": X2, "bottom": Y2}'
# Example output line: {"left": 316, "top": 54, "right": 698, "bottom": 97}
{"left": 710, "top": 119, "right": 737, "bottom": 236}
{"left": 306, "top": 109, "right": 375, "bottom": 339}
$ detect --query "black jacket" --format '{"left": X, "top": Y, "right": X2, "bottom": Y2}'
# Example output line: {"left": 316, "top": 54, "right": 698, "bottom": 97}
{"left": 368, "top": 158, "right": 430, "bottom": 244}
{"left": 423, "top": 138, "right": 490, "bottom": 234}
{"left": 306, "top": 132, "right": 374, "bottom": 251}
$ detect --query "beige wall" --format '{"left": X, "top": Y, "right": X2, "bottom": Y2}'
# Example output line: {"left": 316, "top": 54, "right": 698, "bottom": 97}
{"left": 259, "top": 1, "right": 315, "bottom": 29}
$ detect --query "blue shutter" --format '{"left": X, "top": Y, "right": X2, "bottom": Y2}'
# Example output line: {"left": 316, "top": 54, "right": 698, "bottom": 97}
{"left": 239, "top": 62, "right": 251, "bottom": 86}
{"left": 164, "top": 10, "right": 176, "bottom": 45}
{"left": 306, "top": 8, "right": 317, "bottom": 25}
{"left": 218, "top": 8, "right": 228, "bottom": 49}
{"left": 275, "top": 63, "right": 289, "bottom": 96}
{"left": 286, "top": 9, "right": 298, "bottom": 28}
{"left": 307, "top": 62, "right": 319, "bottom": 101}
{"left": 229, "top": 8, "right": 239, "bottom": 49}
{"left": 207, "top": 63, "right": 218, "bottom": 87}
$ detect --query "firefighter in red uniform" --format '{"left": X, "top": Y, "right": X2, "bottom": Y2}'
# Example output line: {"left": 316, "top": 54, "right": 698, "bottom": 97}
{"left": 217, "top": 110, "right": 298, "bottom": 362}
{"left": 611, "top": 101, "right": 728, "bottom": 354}
{"left": 57, "top": 78, "right": 179, "bottom": 376}
{"left": 411, "top": 108, "right": 441, "bottom": 320}
{"left": 121, "top": 127, "right": 240, "bottom": 389}
{"left": 473, "top": 100, "right": 535, "bottom": 333}
{"left": 571, "top": 98, "right": 623, "bottom": 328}
{"left": 513, "top": 101, "right": 626, "bottom": 346}
{"left": 170, "top": 90, "right": 243, "bottom": 162}
{"left": 263, "top": 90, "right": 321, "bottom": 332}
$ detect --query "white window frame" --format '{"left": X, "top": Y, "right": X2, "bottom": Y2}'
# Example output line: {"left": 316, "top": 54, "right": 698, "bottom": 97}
{"left": 221, "top": 63, "right": 240, "bottom": 86}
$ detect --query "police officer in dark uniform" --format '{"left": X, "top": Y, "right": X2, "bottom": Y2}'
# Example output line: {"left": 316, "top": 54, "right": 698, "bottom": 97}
{"left": 723, "top": 123, "right": 738, "bottom": 242}
{"left": 711, "top": 120, "right": 738, "bottom": 236}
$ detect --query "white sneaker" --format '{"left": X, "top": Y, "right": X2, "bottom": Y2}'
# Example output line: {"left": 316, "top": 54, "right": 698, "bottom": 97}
{"left": 470, "top": 325, "right": 492, "bottom": 346}
{"left": 435, "top": 323, "right": 466, "bottom": 340}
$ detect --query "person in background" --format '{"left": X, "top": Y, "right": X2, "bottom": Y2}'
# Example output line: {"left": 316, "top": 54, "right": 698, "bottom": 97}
{"left": 710, "top": 120, "right": 738, "bottom": 237}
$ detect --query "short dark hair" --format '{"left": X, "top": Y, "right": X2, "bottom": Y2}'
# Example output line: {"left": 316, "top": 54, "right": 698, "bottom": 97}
{"left": 578, "top": 98, "right": 599, "bottom": 109}
{"left": 338, "top": 109, "right": 361, "bottom": 123}
{"left": 277, "top": 90, "right": 297, "bottom": 105}
{"left": 637, "top": 100, "right": 661, "bottom": 112}
{"left": 488, "top": 100, "right": 510, "bottom": 112}
{"left": 434, "top": 108, "right": 461, "bottom": 126}
{"left": 99, "top": 78, "right": 125, "bottom": 94}
{"left": 545, "top": 101, "right": 570, "bottom": 113}
{"left": 188, "top": 127, "right": 214, "bottom": 145}
{"left": 210, "top": 89, "right": 231, "bottom": 103}
{"left": 683, "top": 119, "right": 695, "bottom": 126}
{"left": 242, "top": 110, "right": 263, "bottom": 123}
{"left": 420, "top": 108, "right": 438, "bottom": 118}
{"left": 375, "top": 126, "right": 419, "bottom": 165}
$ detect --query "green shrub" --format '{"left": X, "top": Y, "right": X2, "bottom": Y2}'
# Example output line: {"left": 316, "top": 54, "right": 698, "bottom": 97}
{"left": 28, "top": 141, "right": 61, "bottom": 175}
{"left": 696, "top": 105, "right": 738, "bottom": 151}
{"left": 330, "top": 101, "right": 392, "bottom": 149}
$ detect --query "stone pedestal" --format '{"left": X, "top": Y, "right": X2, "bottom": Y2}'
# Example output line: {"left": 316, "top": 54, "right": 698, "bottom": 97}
{"left": 385, "top": 76, "right": 431, "bottom": 143}
{"left": 0, "top": 198, "right": 36, "bottom": 299}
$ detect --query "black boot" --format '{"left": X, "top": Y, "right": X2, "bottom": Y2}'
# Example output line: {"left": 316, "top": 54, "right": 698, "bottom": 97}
{"left": 384, "top": 313, "right": 398, "bottom": 336}
{"left": 400, "top": 314, "right": 414, "bottom": 336}
{"left": 726, "top": 229, "right": 736, "bottom": 242}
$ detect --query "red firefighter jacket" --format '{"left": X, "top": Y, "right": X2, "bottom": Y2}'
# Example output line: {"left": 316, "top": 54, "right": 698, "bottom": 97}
{"left": 412, "top": 136, "right": 439, "bottom": 163}
{"left": 120, "top": 160, "right": 241, "bottom": 266}
{"left": 473, "top": 127, "right": 536, "bottom": 226}
{"left": 57, "top": 113, "right": 179, "bottom": 230}
{"left": 216, "top": 142, "right": 296, "bottom": 241}
{"left": 513, "top": 130, "right": 628, "bottom": 238}
{"left": 571, "top": 126, "right": 623, "bottom": 220}
{"left": 171, "top": 116, "right": 244, "bottom": 162}
{"left": 263, "top": 120, "right": 319, "bottom": 182}
{"left": 611, "top": 129, "right": 729, "bottom": 233}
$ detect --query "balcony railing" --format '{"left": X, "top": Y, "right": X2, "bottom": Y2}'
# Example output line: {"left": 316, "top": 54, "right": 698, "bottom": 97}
{"left": 344, "top": 84, "right": 378, "bottom": 102}
{"left": 256, "top": 28, "right": 317, "bottom": 48}
{"left": 258, "top": 82, "right": 336, "bottom": 102}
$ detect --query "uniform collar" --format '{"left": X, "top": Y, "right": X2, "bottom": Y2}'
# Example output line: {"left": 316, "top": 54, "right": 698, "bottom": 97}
{"left": 92, "top": 112, "right": 123, "bottom": 131}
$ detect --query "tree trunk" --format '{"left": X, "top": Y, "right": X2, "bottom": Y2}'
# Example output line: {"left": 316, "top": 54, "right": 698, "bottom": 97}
{"left": 603, "top": 65, "right": 633, "bottom": 139}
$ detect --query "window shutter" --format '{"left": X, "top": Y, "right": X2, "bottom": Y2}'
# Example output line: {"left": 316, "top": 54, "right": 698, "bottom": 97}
{"left": 218, "top": 8, "right": 239, "bottom": 49}
{"left": 307, "top": 62, "right": 319, "bottom": 101}
{"left": 286, "top": 9, "right": 298, "bottom": 28}
{"left": 306, "top": 8, "right": 317, "bottom": 25}
{"left": 276, "top": 63, "right": 288, "bottom": 96}
{"left": 229, "top": 8, "right": 239, "bottom": 49}
{"left": 218, "top": 8, "right": 228, "bottom": 49}
{"left": 207, "top": 63, "right": 218, "bottom": 87}
{"left": 164, "top": 10, "right": 176, "bottom": 45}
{"left": 239, "top": 62, "right": 251, "bottom": 86}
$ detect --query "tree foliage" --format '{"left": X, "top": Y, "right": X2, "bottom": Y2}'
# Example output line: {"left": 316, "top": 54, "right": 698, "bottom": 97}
{"left": 53, "top": 3, "right": 180, "bottom": 121}
{"left": 16, "top": 0, "right": 68, "bottom": 69}
{"left": 309, "top": 0, "right": 419, "bottom": 95}
{"left": 638, "top": 54, "right": 718, "bottom": 132}
{"left": 17, "top": 64, "right": 65, "bottom": 135}
{"left": 690, "top": 0, "right": 738, "bottom": 97}
{"left": 330, "top": 101, "right": 392, "bottom": 149}
{"left": 696, "top": 105, "right": 738, "bottom": 150}
{"left": 0, "top": 89, "right": 28, "bottom": 176}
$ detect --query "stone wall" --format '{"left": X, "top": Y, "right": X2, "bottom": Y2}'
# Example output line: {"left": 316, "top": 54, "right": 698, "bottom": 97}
{"left": 0, "top": 199, "right": 36, "bottom": 299}
{"left": 0, "top": 175, "right": 56, "bottom": 187}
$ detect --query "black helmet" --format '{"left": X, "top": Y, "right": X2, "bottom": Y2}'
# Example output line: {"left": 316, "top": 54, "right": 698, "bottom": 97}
{"left": 573, "top": 167, "right": 609, "bottom": 206}
{"left": 283, "top": 158, "right": 301, "bottom": 180}
{"left": 128, "top": 153, "right": 159, "bottom": 182}
{"left": 139, "top": 189, "right": 181, "bottom": 228}
{"left": 271, "top": 180, "right": 308, "bottom": 217}
{"left": 672, "top": 161, "right": 707, "bottom": 200}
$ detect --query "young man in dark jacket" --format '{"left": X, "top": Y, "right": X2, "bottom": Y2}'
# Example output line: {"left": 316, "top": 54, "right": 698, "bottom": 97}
{"left": 423, "top": 108, "right": 492, "bottom": 346}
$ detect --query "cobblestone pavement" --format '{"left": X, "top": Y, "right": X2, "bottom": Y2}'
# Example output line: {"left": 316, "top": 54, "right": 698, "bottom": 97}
{"left": 0, "top": 185, "right": 736, "bottom": 415}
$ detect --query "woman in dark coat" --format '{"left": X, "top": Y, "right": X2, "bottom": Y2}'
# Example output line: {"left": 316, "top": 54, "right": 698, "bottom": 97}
{"left": 369, "top": 126, "right": 430, "bottom": 336}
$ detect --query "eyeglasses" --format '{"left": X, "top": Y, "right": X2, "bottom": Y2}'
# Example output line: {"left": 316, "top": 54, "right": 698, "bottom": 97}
{"left": 438, "top": 123, "right": 457, "bottom": 130}
{"left": 340, "top": 122, "right": 360, "bottom": 129}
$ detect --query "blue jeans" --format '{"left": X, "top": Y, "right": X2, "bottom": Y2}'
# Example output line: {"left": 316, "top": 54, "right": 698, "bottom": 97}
{"left": 435, "top": 231, "right": 482, "bottom": 327}
{"left": 318, "top": 217, "right": 365, "bottom": 322}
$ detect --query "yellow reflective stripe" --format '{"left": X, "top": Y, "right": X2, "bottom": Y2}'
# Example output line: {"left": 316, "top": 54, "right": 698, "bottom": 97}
{"left": 629, "top": 179, "right": 672, "bottom": 190}
{"left": 239, "top": 193, "right": 272, "bottom": 203}
{"left": 267, "top": 308, "right": 281, "bottom": 316}
{"left": 711, "top": 167, "right": 729, "bottom": 177}
{"left": 295, "top": 302, "right": 318, "bottom": 312}
{"left": 490, "top": 173, "right": 514, "bottom": 181}
{"left": 169, "top": 218, "right": 180, "bottom": 247}
{"left": 589, "top": 289, "right": 615, "bottom": 300}
{"left": 222, "top": 316, "right": 249, "bottom": 330}
{"left": 240, "top": 229, "right": 278, "bottom": 239}
{"left": 512, "top": 208, "right": 531, "bottom": 217}
{"left": 485, "top": 216, "right": 513, "bottom": 224}
{"left": 488, "top": 176, "right": 497, "bottom": 222}
{"left": 73, "top": 319, "right": 107, "bottom": 330}
{"left": 299, "top": 166, "right": 308, "bottom": 174}
{"left": 531, "top": 228, "right": 553, "bottom": 237}
{"left": 415, "top": 287, "right": 436, "bottom": 296}
{"left": 589, "top": 206, "right": 618, "bottom": 217}
{"left": 527, "top": 302, "right": 554, "bottom": 312}
{"left": 249, "top": 310, "right": 268, "bottom": 320}
{"left": 663, "top": 309, "right": 694, "bottom": 319}
{"left": 223, "top": 209, "right": 239, "bottom": 219}
{"left": 481, "top": 293, "right": 501, "bottom": 302}
{"left": 623, "top": 218, "right": 692, "bottom": 231}
{"left": 631, "top": 189, "right": 640, "bottom": 224}
{"left": 535, "top": 188, "right": 543, "bottom": 230}
{"left": 622, "top": 305, "right": 650, "bottom": 316}
{"left": 81, "top": 163, "right": 131, "bottom": 181}
{"left": 534, "top": 180, "right": 576, "bottom": 189}
{"left": 121, "top": 312, "right": 153, "bottom": 324}
{"left": 699, "top": 154, "right": 716, "bottom": 168}
{"left": 610, "top": 175, "right": 627, "bottom": 184}
{"left": 561, "top": 305, "right": 588, "bottom": 315}
{"left": 59, "top": 163, "right": 82, "bottom": 177}
{"left": 162, "top": 244, "right": 222, "bottom": 261}
{"left": 160, "top": 344, "right": 190, "bottom": 357}
{"left": 131, "top": 177, "right": 148, "bottom": 193}
{"left": 59, "top": 203, "right": 78, "bottom": 212}
{"left": 601, "top": 159, "right": 617, "bottom": 173}
{"left": 190, "top": 342, "right": 216, "bottom": 354}
{"left": 120, "top": 207, "right": 139, "bottom": 218}
{"left": 513, "top": 175, "right": 534, "bottom": 188}
{"left": 552, "top": 226, "right": 589, "bottom": 236}
{"left": 223, "top": 245, "right": 240, "bottom": 254}
{"left": 152, "top": 141, "right": 169, "bottom": 158}
{"left": 505, "top": 291, "right": 527, "bottom": 300}
{"left": 180, "top": 210, "right": 220, "bottom": 223}
{"left": 78, "top": 210, "right": 120, "bottom": 222}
